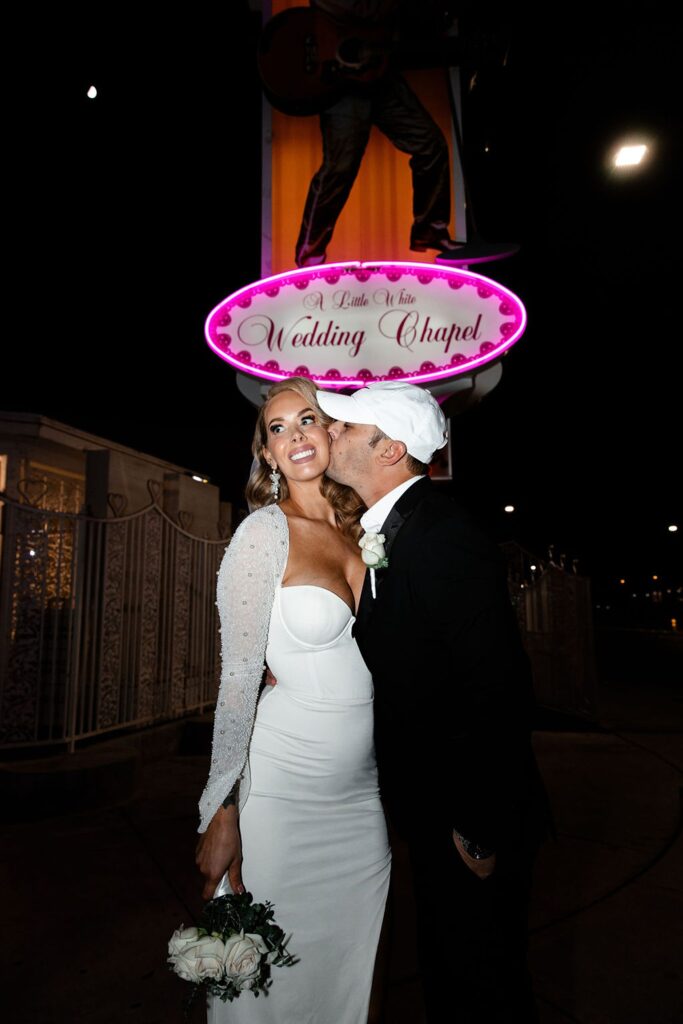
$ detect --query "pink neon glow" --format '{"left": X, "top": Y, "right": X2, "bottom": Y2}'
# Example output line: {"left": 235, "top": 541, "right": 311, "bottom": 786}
{"left": 204, "top": 261, "right": 527, "bottom": 390}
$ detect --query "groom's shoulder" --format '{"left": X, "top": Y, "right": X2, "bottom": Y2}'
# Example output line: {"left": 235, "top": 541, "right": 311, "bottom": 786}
{"left": 413, "top": 487, "right": 502, "bottom": 562}
{"left": 414, "top": 484, "right": 478, "bottom": 534}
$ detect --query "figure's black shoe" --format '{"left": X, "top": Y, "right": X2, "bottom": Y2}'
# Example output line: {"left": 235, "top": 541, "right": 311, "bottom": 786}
{"left": 295, "top": 251, "right": 327, "bottom": 268}
{"left": 434, "top": 239, "right": 520, "bottom": 265}
{"left": 410, "top": 230, "right": 464, "bottom": 256}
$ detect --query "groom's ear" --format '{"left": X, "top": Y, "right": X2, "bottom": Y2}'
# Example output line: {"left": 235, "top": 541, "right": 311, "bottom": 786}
{"left": 377, "top": 439, "right": 407, "bottom": 466}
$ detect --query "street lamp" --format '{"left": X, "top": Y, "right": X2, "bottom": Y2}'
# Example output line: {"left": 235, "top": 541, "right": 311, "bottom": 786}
{"left": 614, "top": 143, "right": 648, "bottom": 167}
{"left": 607, "top": 138, "right": 652, "bottom": 177}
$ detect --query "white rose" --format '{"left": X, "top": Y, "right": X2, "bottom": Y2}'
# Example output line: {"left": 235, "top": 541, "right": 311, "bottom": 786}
{"left": 167, "top": 926, "right": 200, "bottom": 979}
{"left": 223, "top": 931, "right": 269, "bottom": 987}
{"left": 168, "top": 929, "right": 226, "bottom": 983}
{"left": 168, "top": 925, "right": 200, "bottom": 956}
{"left": 358, "top": 532, "right": 386, "bottom": 567}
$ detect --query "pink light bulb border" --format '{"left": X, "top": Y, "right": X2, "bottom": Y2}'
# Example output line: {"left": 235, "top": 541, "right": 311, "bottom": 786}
{"left": 204, "top": 260, "right": 527, "bottom": 389}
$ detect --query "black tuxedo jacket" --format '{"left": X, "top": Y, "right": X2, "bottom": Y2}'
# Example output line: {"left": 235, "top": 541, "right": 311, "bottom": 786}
{"left": 354, "top": 476, "right": 551, "bottom": 850}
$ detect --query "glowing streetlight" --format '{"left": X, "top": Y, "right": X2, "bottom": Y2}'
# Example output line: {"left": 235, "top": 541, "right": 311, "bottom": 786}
{"left": 87, "top": 85, "right": 98, "bottom": 100}
{"left": 619, "top": 578, "right": 626, "bottom": 585}
{"left": 668, "top": 524, "right": 678, "bottom": 533}
{"left": 614, "top": 143, "right": 648, "bottom": 167}
{"left": 504, "top": 505, "right": 515, "bottom": 513}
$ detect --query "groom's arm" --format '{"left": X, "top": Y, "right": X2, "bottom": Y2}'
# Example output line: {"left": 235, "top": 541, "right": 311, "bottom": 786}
{"left": 412, "top": 519, "right": 536, "bottom": 851}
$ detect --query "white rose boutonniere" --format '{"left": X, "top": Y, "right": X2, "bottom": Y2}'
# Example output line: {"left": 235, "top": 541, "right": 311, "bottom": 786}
{"left": 358, "top": 532, "right": 388, "bottom": 568}
{"left": 359, "top": 532, "right": 389, "bottom": 598}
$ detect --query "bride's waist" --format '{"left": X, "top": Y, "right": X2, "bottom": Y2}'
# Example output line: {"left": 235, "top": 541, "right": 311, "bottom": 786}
{"left": 259, "top": 686, "right": 373, "bottom": 710}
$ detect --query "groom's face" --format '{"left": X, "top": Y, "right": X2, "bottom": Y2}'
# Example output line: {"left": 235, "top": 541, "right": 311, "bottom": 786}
{"left": 326, "top": 420, "right": 379, "bottom": 490}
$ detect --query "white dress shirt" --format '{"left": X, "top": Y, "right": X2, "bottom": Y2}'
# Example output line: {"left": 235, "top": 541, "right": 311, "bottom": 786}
{"left": 360, "top": 476, "right": 423, "bottom": 534}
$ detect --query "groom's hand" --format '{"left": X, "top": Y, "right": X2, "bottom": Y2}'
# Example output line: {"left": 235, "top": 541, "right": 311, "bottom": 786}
{"left": 196, "top": 804, "right": 244, "bottom": 900}
{"left": 452, "top": 831, "right": 496, "bottom": 880}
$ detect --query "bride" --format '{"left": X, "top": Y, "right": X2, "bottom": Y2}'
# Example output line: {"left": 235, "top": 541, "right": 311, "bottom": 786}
{"left": 196, "top": 377, "right": 391, "bottom": 1024}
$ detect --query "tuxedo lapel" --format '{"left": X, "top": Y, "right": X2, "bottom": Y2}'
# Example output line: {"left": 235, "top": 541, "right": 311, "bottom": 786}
{"left": 354, "top": 476, "right": 432, "bottom": 634}
{"left": 381, "top": 475, "right": 431, "bottom": 554}
{"left": 378, "top": 503, "right": 407, "bottom": 562}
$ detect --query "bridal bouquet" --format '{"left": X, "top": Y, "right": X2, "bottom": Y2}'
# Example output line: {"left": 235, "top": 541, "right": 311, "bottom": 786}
{"left": 168, "top": 891, "right": 296, "bottom": 1010}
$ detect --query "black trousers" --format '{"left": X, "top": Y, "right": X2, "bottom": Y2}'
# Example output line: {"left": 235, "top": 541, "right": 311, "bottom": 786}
{"left": 408, "top": 822, "right": 541, "bottom": 1024}
{"left": 295, "top": 73, "right": 451, "bottom": 264}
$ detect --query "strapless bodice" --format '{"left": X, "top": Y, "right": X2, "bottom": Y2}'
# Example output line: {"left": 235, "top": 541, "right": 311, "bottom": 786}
{"left": 265, "top": 585, "right": 373, "bottom": 702}
{"left": 276, "top": 584, "right": 355, "bottom": 646}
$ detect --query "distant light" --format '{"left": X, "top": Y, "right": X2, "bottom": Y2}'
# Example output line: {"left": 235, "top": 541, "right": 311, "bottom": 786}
{"left": 614, "top": 144, "right": 647, "bottom": 167}
{"left": 87, "top": 85, "right": 98, "bottom": 100}
{"left": 29, "top": 548, "right": 36, "bottom": 557}
{"left": 504, "top": 505, "right": 515, "bottom": 513}
{"left": 191, "top": 474, "right": 209, "bottom": 484}
{"left": 619, "top": 578, "right": 626, "bottom": 585}
{"left": 672, "top": 619, "right": 678, "bottom": 631}
{"left": 530, "top": 564, "right": 537, "bottom": 571}
{"left": 484, "top": 145, "right": 490, "bottom": 153}
{"left": 669, "top": 524, "right": 678, "bottom": 533}
{"left": 652, "top": 575, "right": 659, "bottom": 581}
{"left": 632, "top": 593, "right": 637, "bottom": 598}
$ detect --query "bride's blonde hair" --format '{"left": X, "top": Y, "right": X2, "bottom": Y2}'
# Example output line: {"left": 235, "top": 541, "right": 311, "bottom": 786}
{"left": 245, "top": 377, "right": 364, "bottom": 539}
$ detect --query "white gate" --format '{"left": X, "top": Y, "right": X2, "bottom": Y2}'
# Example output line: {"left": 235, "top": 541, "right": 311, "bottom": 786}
{"left": 0, "top": 485, "right": 229, "bottom": 750}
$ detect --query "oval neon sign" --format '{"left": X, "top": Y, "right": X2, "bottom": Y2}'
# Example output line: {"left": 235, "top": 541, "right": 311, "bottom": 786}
{"left": 205, "top": 261, "right": 526, "bottom": 390}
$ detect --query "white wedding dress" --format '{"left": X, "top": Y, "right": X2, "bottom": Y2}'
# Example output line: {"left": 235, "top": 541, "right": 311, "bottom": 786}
{"left": 204, "top": 508, "right": 391, "bottom": 1024}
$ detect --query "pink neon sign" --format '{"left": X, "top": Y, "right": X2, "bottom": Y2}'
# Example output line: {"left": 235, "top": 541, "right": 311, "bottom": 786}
{"left": 205, "top": 261, "right": 526, "bottom": 389}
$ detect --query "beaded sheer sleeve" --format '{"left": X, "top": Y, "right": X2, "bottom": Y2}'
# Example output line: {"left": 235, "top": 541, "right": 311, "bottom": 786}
{"left": 198, "top": 505, "right": 289, "bottom": 833}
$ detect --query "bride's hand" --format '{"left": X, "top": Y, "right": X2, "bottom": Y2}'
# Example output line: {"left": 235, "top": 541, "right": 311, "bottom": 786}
{"left": 195, "top": 804, "right": 245, "bottom": 900}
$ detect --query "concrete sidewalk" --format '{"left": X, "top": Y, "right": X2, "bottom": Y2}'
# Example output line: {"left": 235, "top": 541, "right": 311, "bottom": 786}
{"left": 2, "top": 678, "right": 681, "bottom": 1024}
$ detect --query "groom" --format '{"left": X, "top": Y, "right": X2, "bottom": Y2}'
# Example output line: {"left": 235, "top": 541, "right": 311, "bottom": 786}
{"left": 317, "top": 381, "right": 552, "bottom": 1024}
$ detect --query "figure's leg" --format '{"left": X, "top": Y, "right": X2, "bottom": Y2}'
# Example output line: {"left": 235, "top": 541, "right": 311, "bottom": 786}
{"left": 295, "top": 93, "right": 372, "bottom": 267}
{"left": 371, "top": 75, "right": 459, "bottom": 252}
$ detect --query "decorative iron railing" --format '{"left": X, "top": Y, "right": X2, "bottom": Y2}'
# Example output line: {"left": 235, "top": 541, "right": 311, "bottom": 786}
{"left": 0, "top": 485, "right": 230, "bottom": 750}
{"left": 503, "top": 542, "right": 598, "bottom": 719}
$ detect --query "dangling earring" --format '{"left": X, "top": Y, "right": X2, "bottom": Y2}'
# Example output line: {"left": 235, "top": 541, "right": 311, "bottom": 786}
{"left": 269, "top": 465, "right": 281, "bottom": 500}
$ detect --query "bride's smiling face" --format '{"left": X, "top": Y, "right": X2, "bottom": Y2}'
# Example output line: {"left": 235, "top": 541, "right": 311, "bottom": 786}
{"left": 262, "top": 389, "right": 330, "bottom": 485}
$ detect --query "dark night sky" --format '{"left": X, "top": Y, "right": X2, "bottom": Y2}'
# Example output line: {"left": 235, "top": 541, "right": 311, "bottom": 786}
{"left": 7, "top": 2, "right": 681, "bottom": 590}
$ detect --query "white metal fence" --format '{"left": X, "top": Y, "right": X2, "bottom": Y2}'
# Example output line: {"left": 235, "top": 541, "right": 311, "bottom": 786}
{"left": 504, "top": 543, "right": 598, "bottom": 719}
{"left": 0, "top": 487, "right": 229, "bottom": 750}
